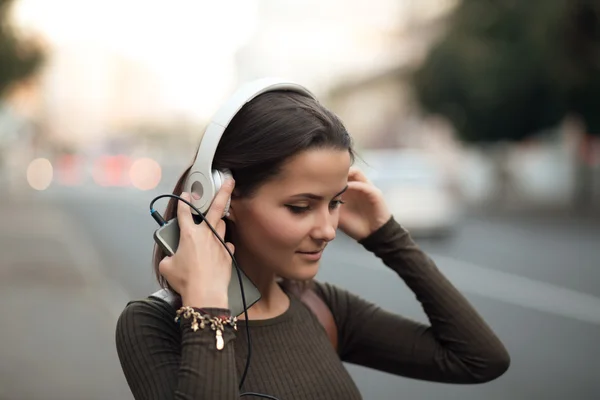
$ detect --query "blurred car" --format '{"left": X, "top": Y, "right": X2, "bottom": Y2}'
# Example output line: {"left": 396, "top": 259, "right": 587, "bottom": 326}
{"left": 358, "top": 149, "right": 462, "bottom": 239}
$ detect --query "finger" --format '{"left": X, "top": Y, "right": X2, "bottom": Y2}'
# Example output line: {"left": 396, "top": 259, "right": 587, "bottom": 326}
{"left": 348, "top": 167, "right": 370, "bottom": 183}
{"left": 205, "top": 178, "right": 235, "bottom": 227}
{"left": 176, "top": 192, "right": 194, "bottom": 230}
{"left": 347, "top": 180, "right": 377, "bottom": 195}
{"left": 158, "top": 256, "right": 173, "bottom": 276}
{"left": 215, "top": 219, "right": 226, "bottom": 239}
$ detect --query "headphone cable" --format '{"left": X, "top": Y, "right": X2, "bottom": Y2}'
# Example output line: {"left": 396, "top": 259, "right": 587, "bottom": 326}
{"left": 150, "top": 194, "right": 278, "bottom": 399}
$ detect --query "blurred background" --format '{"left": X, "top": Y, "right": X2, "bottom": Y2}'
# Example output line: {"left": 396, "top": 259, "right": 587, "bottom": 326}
{"left": 1, "top": 0, "right": 599, "bottom": 399}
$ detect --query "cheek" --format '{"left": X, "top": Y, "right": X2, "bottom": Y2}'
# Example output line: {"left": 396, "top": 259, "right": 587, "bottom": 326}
{"left": 240, "top": 207, "right": 307, "bottom": 251}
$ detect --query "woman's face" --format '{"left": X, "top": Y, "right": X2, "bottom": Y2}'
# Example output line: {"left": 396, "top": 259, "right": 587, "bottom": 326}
{"left": 229, "top": 148, "right": 352, "bottom": 281}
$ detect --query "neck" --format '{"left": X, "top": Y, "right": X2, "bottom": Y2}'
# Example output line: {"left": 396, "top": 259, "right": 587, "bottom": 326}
{"left": 233, "top": 248, "right": 289, "bottom": 320}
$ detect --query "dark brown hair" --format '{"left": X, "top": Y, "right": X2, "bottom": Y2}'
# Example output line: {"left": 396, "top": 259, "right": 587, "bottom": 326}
{"left": 153, "top": 90, "right": 354, "bottom": 290}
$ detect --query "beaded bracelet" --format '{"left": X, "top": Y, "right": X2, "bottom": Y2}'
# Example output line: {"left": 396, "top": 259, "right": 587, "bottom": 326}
{"left": 174, "top": 306, "right": 237, "bottom": 350}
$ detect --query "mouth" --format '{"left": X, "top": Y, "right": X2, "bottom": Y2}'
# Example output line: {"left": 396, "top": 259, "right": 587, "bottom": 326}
{"left": 296, "top": 248, "right": 325, "bottom": 261}
{"left": 296, "top": 248, "right": 325, "bottom": 254}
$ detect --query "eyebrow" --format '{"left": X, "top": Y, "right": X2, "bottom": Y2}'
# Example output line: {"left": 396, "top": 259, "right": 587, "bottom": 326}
{"left": 289, "top": 185, "right": 348, "bottom": 201}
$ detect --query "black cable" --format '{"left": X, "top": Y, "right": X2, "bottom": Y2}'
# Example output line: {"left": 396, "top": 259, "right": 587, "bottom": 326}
{"left": 149, "top": 194, "right": 279, "bottom": 400}
{"left": 150, "top": 194, "right": 252, "bottom": 387}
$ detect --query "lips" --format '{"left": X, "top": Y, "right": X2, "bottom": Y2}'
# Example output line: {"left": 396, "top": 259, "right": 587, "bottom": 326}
{"left": 297, "top": 249, "right": 324, "bottom": 254}
{"left": 296, "top": 249, "right": 324, "bottom": 261}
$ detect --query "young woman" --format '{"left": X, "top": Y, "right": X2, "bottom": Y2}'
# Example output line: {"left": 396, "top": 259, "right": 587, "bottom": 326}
{"left": 115, "top": 88, "right": 510, "bottom": 400}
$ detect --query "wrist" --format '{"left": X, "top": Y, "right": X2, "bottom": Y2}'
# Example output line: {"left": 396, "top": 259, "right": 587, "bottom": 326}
{"left": 183, "top": 298, "right": 229, "bottom": 309}
{"left": 182, "top": 290, "right": 228, "bottom": 310}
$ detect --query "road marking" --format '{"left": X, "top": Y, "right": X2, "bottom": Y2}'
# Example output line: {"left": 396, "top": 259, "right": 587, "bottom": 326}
{"left": 353, "top": 253, "right": 600, "bottom": 325}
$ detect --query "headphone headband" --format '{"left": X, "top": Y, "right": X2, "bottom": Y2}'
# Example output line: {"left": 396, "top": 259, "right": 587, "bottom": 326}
{"left": 183, "top": 77, "right": 318, "bottom": 213}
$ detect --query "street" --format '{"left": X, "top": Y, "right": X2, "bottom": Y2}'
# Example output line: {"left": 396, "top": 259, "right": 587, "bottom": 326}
{"left": 1, "top": 184, "right": 599, "bottom": 400}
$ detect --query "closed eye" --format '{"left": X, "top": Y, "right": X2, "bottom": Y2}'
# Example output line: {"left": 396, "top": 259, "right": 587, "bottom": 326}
{"left": 329, "top": 199, "right": 345, "bottom": 210}
{"left": 285, "top": 199, "right": 345, "bottom": 215}
{"left": 285, "top": 205, "right": 310, "bottom": 214}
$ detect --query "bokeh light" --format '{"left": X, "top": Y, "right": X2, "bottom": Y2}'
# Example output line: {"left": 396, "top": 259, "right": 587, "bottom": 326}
{"left": 129, "top": 157, "right": 162, "bottom": 190}
{"left": 26, "top": 158, "right": 54, "bottom": 190}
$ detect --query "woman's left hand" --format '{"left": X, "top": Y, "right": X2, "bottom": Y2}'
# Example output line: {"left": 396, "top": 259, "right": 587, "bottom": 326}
{"left": 338, "top": 167, "right": 392, "bottom": 241}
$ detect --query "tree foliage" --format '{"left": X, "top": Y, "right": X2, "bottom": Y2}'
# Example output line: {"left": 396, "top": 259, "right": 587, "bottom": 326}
{"left": 412, "top": 0, "right": 600, "bottom": 143}
{"left": 0, "top": 0, "right": 44, "bottom": 99}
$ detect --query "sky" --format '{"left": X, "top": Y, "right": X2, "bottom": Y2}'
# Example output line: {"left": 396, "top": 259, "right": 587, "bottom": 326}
{"left": 12, "top": 0, "right": 259, "bottom": 120}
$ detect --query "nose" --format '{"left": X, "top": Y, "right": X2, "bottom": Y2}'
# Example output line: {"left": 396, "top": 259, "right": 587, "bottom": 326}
{"left": 311, "top": 209, "right": 337, "bottom": 243}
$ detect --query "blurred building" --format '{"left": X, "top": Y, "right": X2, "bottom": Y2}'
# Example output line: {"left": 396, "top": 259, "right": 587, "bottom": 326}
{"left": 323, "top": 7, "right": 457, "bottom": 150}
{"left": 234, "top": 0, "right": 458, "bottom": 149}
{"left": 39, "top": 44, "right": 172, "bottom": 147}
{"left": 10, "top": 0, "right": 460, "bottom": 151}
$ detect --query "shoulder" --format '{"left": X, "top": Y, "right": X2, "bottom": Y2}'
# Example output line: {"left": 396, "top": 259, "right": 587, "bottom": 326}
{"left": 312, "top": 280, "right": 366, "bottom": 307}
{"left": 115, "top": 296, "right": 179, "bottom": 350}
{"left": 311, "top": 281, "right": 361, "bottom": 320}
{"left": 117, "top": 296, "right": 176, "bottom": 325}
{"left": 312, "top": 281, "right": 380, "bottom": 321}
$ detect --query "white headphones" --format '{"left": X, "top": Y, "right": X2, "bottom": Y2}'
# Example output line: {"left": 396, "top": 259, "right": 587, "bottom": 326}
{"left": 182, "top": 77, "right": 318, "bottom": 215}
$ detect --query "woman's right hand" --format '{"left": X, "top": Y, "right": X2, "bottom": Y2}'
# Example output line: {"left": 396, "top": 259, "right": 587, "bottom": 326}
{"left": 158, "top": 179, "right": 236, "bottom": 309}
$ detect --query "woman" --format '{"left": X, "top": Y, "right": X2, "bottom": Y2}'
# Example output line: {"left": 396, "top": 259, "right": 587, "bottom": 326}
{"left": 115, "top": 89, "right": 510, "bottom": 399}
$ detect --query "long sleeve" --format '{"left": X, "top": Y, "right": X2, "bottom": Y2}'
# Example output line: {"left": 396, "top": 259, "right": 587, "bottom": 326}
{"left": 115, "top": 299, "right": 239, "bottom": 400}
{"left": 315, "top": 217, "right": 510, "bottom": 384}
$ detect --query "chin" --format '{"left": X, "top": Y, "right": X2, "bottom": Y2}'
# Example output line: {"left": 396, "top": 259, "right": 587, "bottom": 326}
{"left": 281, "top": 260, "right": 320, "bottom": 282}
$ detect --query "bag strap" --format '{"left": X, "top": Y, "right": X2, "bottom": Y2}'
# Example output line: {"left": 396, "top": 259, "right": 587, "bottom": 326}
{"left": 286, "top": 284, "right": 339, "bottom": 352}
{"left": 149, "top": 287, "right": 338, "bottom": 352}
{"left": 150, "top": 288, "right": 182, "bottom": 309}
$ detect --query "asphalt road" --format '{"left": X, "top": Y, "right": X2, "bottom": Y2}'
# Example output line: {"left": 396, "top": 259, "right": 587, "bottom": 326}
{"left": 4, "top": 185, "right": 600, "bottom": 400}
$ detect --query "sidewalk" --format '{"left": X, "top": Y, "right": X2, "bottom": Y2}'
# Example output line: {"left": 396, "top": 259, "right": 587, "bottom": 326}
{"left": 0, "top": 196, "right": 133, "bottom": 400}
